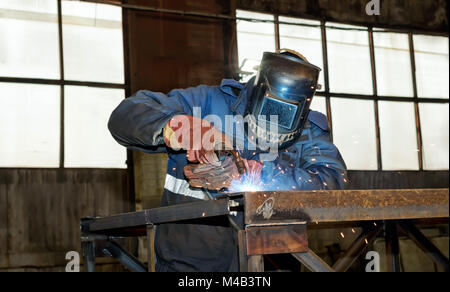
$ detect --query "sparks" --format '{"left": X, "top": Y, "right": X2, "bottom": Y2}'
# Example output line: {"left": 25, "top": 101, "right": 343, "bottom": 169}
{"left": 228, "top": 171, "right": 265, "bottom": 193}
{"left": 340, "top": 232, "right": 345, "bottom": 238}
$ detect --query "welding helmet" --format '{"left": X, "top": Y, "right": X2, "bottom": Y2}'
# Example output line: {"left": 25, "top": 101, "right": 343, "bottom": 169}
{"left": 246, "top": 50, "right": 321, "bottom": 150}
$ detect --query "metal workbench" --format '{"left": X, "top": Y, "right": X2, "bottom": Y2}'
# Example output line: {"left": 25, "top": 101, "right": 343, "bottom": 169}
{"left": 80, "top": 188, "right": 449, "bottom": 272}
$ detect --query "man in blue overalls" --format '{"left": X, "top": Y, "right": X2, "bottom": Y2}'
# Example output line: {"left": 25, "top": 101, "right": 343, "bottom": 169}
{"left": 108, "top": 50, "right": 348, "bottom": 272}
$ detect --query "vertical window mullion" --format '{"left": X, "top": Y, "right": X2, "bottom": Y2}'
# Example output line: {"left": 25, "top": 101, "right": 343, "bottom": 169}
{"left": 409, "top": 33, "right": 424, "bottom": 171}
{"left": 321, "top": 21, "right": 333, "bottom": 142}
{"left": 274, "top": 14, "right": 280, "bottom": 51}
{"left": 57, "top": 0, "right": 65, "bottom": 168}
{"left": 368, "top": 27, "right": 382, "bottom": 171}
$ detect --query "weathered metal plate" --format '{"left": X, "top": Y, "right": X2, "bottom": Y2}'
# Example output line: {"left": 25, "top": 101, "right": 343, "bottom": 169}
{"left": 245, "top": 224, "right": 308, "bottom": 256}
{"left": 244, "top": 189, "right": 449, "bottom": 225}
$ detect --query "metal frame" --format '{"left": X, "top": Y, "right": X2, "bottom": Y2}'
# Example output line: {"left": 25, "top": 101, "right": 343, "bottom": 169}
{"left": 80, "top": 189, "right": 449, "bottom": 272}
{"left": 80, "top": 197, "right": 235, "bottom": 272}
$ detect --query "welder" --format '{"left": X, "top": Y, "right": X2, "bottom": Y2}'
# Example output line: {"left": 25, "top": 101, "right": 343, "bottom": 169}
{"left": 108, "top": 49, "right": 348, "bottom": 272}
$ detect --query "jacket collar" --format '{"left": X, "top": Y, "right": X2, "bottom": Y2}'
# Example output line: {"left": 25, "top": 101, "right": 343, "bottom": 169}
{"left": 231, "top": 77, "right": 255, "bottom": 115}
{"left": 219, "top": 79, "right": 245, "bottom": 97}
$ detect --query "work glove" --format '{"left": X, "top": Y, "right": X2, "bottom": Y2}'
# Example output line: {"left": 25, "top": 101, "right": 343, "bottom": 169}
{"left": 163, "top": 115, "right": 233, "bottom": 166}
{"left": 184, "top": 156, "right": 263, "bottom": 191}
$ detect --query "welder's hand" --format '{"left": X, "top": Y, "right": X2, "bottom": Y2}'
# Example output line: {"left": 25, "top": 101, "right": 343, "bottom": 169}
{"left": 163, "top": 115, "right": 233, "bottom": 166}
{"left": 184, "top": 157, "right": 263, "bottom": 191}
{"left": 184, "top": 156, "right": 240, "bottom": 191}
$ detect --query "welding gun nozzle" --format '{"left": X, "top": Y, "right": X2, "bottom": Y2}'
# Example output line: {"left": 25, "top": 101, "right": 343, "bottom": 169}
{"left": 230, "top": 151, "right": 247, "bottom": 175}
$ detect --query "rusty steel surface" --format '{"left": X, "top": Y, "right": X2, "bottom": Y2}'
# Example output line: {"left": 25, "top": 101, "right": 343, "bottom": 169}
{"left": 245, "top": 224, "right": 308, "bottom": 256}
{"left": 244, "top": 189, "right": 449, "bottom": 225}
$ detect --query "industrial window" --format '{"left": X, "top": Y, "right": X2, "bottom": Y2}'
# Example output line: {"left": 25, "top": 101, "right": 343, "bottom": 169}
{"left": 236, "top": 10, "right": 275, "bottom": 82}
{"left": 236, "top": 10, "right": 449, "bottom": 171}
{"left": 0, "top": 0, "right": 126, "bottom": 169}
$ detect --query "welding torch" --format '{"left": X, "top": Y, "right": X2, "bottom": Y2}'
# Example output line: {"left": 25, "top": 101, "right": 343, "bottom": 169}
{"left": 227, "top": 149, "right": 247, "bottom": 176}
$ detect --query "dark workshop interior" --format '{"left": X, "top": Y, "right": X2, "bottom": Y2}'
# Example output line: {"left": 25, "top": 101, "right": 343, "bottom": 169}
{"left": 0, "top": 0, "right": 448, "bottom": 273}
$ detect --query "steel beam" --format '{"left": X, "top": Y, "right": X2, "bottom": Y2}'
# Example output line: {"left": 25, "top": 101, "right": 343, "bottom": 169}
{"left": 385, "top": 221, "right": 401, "bottom": 272}
{"left": 238, "top": 230, "right": 248, "bottom": 272}
{"left": 147, "top": 225, "right": 156, "bottom": 272}
{"left": 332, "top": 223, "right": 383, "bottom": 272}
{"left": 100, "top": 240, "right": 147, "bottom": 272}
{"left": 86, "top": 198, "right": 231, "bottom": 234}
{"left": 81, "top": 241, "right": 96, "bottom": 272}
{"left": 244, "top": 189, "right": 449, "bottom": 225}
{"left": 398, "top": 221, "right": 449, "bottom": 272}
{"left": 292, "top": 249, "right": 335, "bottom": 272}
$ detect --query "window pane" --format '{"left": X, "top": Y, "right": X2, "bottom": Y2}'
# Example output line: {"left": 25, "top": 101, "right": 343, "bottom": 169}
{"left": 326, "top": 23, "right": 373, "bottom": 95}
{"left": 0, "top": 0, "right": 59, "bottom": 79}
{"left": 0, "top": 83, "right": 60, "bottom": 167}
{"left": 64, "top": 86, "right": 126, "bottom": 168}
{"left": 310, "top": 96, "right": 327, "bottom": 116}
{"left": 62, "top": 1, "right": 124, "bottom": 84}
{"left": 419, "top": 103, "right": 449, "bottom": 170}
{"left": 374, "top": 32, "right": 413, "bottom": 97}
{"left": 279, "top": 17, "right": 324, "bottom": 91}
{"left": 0, "top": 0, "right": 56, "bottom": 13}
{"left": 414, "top": 35, "right": 449, "bottom": 99}
{"left": 331, "top": 98, "right": 377, "bottom": 170}
{"left": 236, "top": 10, "right": 275, "bottom": 82}
{"left": 379, "top": 101, "right": 418, "bottom": 170}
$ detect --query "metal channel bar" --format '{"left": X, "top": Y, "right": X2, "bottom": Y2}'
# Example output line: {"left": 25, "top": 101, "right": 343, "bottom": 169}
{"left": 244, "top": 189, "right": 449, "bottom": 225}
{"left": 88, "top": 198, "right": 231, "bottom": 232}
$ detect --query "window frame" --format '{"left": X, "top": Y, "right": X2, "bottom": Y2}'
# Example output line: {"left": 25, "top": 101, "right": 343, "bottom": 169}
{"left": 237, "top": 10, "right": 450, "bottom": 171}
{"left": 0, "top": 0, "right": 128, "bottom": 169}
